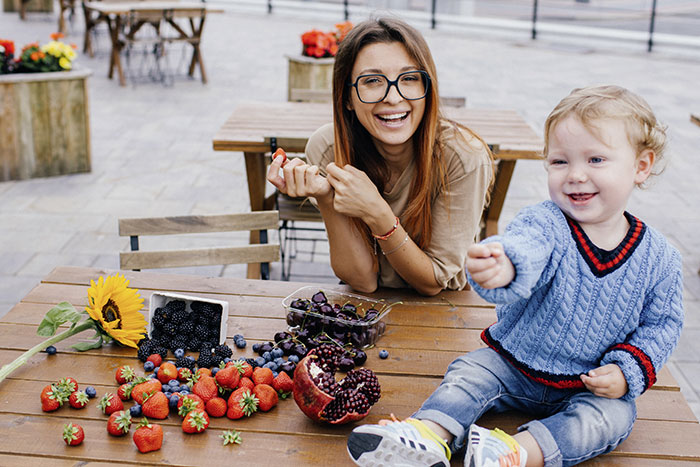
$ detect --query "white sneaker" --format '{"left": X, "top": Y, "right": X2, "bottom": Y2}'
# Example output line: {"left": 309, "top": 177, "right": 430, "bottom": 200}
{"left": 347, "top": 418, "right": 451, "bottom": 467}
{"left": 465, "top": 425, "right": 527, "bottom": 467}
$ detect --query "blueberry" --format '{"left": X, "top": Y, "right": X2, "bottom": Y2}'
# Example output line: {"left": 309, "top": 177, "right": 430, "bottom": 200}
{"left": 271, "top": 348, "right": 284, "bottom": 359}
{"left": 174, "top": 348, "right": 185, "bottom": 359}
{"left": 45, "top": 345, "right": 57, "bottom": 355}
{"left": 233, "top": 334, "right": 244, "bottom": 341}
{"left": 254, "top": 356, "right": 266, "bottom": 367}
{"left": 179, "top": 387, "right": 189, "bottom": 395}
{"left": 185, "top": 355, "right": 195, "bottom": 363}
{"left": 130, "top": 404, "right": 142, "bottom": 417}
{"left": 169, "top": 394, "right": 180, "bottom": 409}
{"left": 223, "top": 357, "right": 232, "bottom": 364}
{"left": 85, "top": 386, "right": 97, "bottom": 398}
{"left": 379, "top": 349, "right": 389, "bottom": 359}
{"left": 252, "top": 343, "right": 261, "bottom": 353}
{"left": 211, "top": 367, "right": 220, "bottom": 376}
{"left": 287, "top": 355, "right": 299, "bottom": 364}
{"left": 143, "top": 361, "right": 155, "bottom": 372}
{"left": 272, "top": 371, "right": 279, "bottom": 378}
{"left": 149, "top": 373, "right": 158, "bottom": 379}
{"left": 234, "top": 338, "right": 247, "bottom": 349}
{"left": 262, "top": 351, "right": 273, "bottom": 362}
{"left": 164, "top": 391, "right": 172, "bottom": 397}
{"left": 168, "top": 379, "right": 179, "bottom": 387}
{"left": 274, "top": 357, "right": 285, "bottom": 366}
{"left": 154, "top": 366, "right": 160, "bottom": 375}
{"left": 263, "top": 361, "right": 278, "bottom": 371}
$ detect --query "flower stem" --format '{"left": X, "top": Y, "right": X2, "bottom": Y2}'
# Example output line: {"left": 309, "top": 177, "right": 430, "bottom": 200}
{"left": 0, "top": 319, "right": 94, "bottom": 385}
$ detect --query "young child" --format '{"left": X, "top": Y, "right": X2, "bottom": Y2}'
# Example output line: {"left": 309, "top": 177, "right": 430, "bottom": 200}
{"left": 346, "top": 85, "right": 684, "bottom": 467}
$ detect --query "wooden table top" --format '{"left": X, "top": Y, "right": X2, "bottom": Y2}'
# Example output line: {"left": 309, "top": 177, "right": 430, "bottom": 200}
{"left": 212, "top": 101, "right": 544, "bottom": 160}
{"left": 83, "top": 1, "right": 213, "bottom": 14}
{"left": 1, "top": 266, "right": 698, "bottom": 465}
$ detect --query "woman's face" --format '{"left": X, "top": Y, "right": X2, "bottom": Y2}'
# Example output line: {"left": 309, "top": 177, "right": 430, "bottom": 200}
{"left": 348, "top": 41, "right": 426, "bottom": 158}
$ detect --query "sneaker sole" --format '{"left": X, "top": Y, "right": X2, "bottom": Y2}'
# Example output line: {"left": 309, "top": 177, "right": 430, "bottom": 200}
{"left": 347, "top": 426, "right": 448, "bottom": 467}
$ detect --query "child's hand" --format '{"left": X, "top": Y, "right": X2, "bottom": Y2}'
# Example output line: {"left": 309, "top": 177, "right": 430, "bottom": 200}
{"left": 466, "top": 243, "right": 515, "bottom": 289}
{"left": 581, "top": 364, "right": 628, "bottom": 399}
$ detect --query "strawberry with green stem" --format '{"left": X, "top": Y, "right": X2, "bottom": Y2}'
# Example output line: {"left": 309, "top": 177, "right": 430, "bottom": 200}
{"left": 107, "top": 410, "right": 132, "bottom": 436}
{"left": 115, "top": 365, "right": 136, "bottom": 385}
{"left": 69, "top": 390, "right": 90, "bottom": 409}
{"left": 41, "top": 384, "right": 68, "bottom": 412}
{"left": 63, "top": 423, "right": 84, "bottom": 446}
{"left": 226, "top": 388, "right": 258, "bottom": 420}
{"left": 133, "top": 418, "right": 163, "bottom": 453}
{"left": 182, "top": 409, "right": 209, "bottom": 434}
{"left": 98, "top": 392, "right": 124, "bottom": 415}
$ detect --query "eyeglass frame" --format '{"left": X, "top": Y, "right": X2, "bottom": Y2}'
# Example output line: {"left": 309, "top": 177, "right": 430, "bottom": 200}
{"left": 347, "top": 70, "right": 432, "bottom": 104}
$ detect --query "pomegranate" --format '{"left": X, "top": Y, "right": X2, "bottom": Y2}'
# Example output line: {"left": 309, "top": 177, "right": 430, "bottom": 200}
{"left": 293, "top": 344, "right": 381, "bottom": 424}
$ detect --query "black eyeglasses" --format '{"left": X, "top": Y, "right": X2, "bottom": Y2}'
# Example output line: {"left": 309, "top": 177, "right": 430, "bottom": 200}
{"left": 348, "top": 70, "right": 431, "bottom": 104}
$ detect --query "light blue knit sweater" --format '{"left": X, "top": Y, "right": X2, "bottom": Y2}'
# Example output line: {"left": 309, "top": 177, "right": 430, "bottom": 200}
{"left": 468, "top": 201, "right": 684, "bottom": 400}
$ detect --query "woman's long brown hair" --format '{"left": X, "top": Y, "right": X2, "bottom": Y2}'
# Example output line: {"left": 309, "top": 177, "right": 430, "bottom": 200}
{"left": 332, "top": 17, "right": 446, "bottom": 252}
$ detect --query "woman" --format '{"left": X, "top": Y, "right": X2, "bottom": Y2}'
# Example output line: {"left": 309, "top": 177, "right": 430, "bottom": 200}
{"left": 267, "top": 16, "right": 493, "bottom": 295}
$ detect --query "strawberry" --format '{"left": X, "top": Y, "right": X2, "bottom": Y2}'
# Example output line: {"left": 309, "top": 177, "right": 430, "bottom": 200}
{"left": 205, "top": 397, "right": 228, "bottom": 418}
{"left": 230, "top": 360, "right": 253, "bottom": 379}
{"left": 238, "top": 376, "right": 255, "bottom": 392}
{"left": 132, "top": 379, "right": 162, "bottom": 405}
{"left": 133, "top": 418, "right": 163, "bottom": 453}
{"left": 177, "top": 394, "right": 204, "bottom": 417}
{"left": 157, "top": 362, "right": 178, "bottom": 385}
{"left": 215, "top": 366, "right": 240, "bottom": 391}
{"left": 63, "top": 423, "right": 84, "bottom": 446}
{"left": 146, "top": 353, "right": 162, "bottom": 367}
{"left": 115, "top": 365, "right": 136, "bottom": 385}
{"left": 253, "top": 384, "right": 278, "bottom": 412}
{"left": 272, "top": 371, "right": 294, "bottom": 398}
{"left": 196, "top": 368, "right": 212, "bottom": 378}
{"left": 117, "top": 383, "right": 134, "bottom": 401}
{"left": 226, "top": 388, "right": 258, "bottom": 420}
{"left": 272, "top": 147, "right": 288, "bottom": 164}
{"left": 98, "top": 393, "right": 124, "bottom": 415}
{"left": 41, "top": 384, "right": 66, "bottom": 412}
{"left": 56, "top": 377, "right": 79, "bottom": 394}
{"left": 142, "top": 391, "right": 169, "bottom": 420}
{"left": 177, "top": 367, "right": 192, "bottom": 382}
{"left": 107, "top": 410, "right": 132, "bottom": 436}
{"left": 69, "top": 390, "right": 90, "bottom": 409}
{"left": 182, "top": 409, "right": 209, "bottom": 434}
{"left": 252, "top": 367, "right": 274, "bottom": 386}
{"left": 192, "top": 374, "right": 218, "bottom": 403}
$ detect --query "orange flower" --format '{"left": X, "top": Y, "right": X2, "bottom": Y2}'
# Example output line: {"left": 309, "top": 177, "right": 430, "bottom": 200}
{"left": 335, "top": 21, "right": 353, "bottom": 42}
{"left": 70, "top": 43, "right": 77, "bottom": 50}
{"left": 50, "top": 32, "right": 65, "bottom": 40}
{"left": 30, "top": 52, "right": 39, "bottom": 61}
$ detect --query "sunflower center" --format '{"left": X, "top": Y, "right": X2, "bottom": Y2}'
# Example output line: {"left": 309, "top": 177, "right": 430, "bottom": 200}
{"left": 102, "top": 299, "right": 122, "bottom": 329}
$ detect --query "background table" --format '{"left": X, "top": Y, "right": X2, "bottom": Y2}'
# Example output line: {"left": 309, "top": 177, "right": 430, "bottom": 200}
{"left": 0, "top": 266, "right": 698, "bottom": 465}
{"left": 213, "top": 101, "right": 544, "bottom": 278}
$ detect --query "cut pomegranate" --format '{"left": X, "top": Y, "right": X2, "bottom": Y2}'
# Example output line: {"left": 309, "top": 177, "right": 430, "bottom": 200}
{"left": 292, "top": 344, "right": 381, "bottom": 424}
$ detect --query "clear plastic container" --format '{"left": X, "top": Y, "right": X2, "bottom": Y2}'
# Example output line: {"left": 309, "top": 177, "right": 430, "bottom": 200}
{"left": 282, "top": 286, "right": 393, "bottom": 348}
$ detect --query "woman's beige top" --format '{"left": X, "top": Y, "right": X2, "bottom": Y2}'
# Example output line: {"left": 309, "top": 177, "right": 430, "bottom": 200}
{"left": 305, "top": 121, "right": 493, "bottom": 290}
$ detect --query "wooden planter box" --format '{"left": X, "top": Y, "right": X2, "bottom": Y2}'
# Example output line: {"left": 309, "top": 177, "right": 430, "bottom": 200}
{"left": 0, "top": 69, "right": 92, "bottom": 182}
{"left": 286, "top": 54, "right": 334, "bottom": 102}
{"left": 3, "top": 0, "right": 53, "bottom": 13}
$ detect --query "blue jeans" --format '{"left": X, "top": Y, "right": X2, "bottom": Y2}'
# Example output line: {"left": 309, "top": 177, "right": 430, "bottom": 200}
{"left": 412, "top": 348, "right": 636, "bottom": 467}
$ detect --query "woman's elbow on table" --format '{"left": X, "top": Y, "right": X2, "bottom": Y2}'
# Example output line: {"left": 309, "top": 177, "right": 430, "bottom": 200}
{"left": 340, "top": 275, "right": 378, "bottom": 295}
{"left": 414, "top": 282, "right": 442, "bottom": 297}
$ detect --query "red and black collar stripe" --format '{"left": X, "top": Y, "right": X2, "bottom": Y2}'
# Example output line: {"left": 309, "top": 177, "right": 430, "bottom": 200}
{"left": 566, "top": 212, "right": 646, "bottom": 278}
{"left": 481, "top": 328, "right": 585, "bottom": 390}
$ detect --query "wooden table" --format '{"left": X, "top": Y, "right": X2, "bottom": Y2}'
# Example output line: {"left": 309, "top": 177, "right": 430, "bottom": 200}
{"left": 213, "top": 101, "right": 544, "bottom": 278}
{"left": 83, "top": 1, "right": 212, "bottom": 86}
{"left": 1, "top": 266, "right": 698, "bottom": 465}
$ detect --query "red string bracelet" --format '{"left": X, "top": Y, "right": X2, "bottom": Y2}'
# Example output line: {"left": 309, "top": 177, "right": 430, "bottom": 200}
{"left": 372, "top": 217, "right": 400, "bottom": 241}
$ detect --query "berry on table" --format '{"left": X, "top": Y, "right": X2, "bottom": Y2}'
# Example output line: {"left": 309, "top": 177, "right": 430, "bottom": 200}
{"left": 85, "top": 386, "right": 97, "bottom": 398}
{"left": 379, "top": 349, "right": 389, "bottom": 359}
{"left": 62, "top": 423, "right": 84, "bottom": 446}
{"left": 45, "top": 346, "right": 57, "bottom": 355}
{"left": 174, "top": 348, "right": 185, "bottom": 359}
{"left": 144, "top": 361, "right": 155, "bottom": 372}
{"left": 130, "top": 404, "right": 142, "bottom": 417}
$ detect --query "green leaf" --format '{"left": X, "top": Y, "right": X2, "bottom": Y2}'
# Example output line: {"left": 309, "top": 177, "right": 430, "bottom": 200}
{"left": 37, "top": 302, "right": 83, "bottom": 337}
{"left": 71, "top": 336, "right": 104, "bottom": 352}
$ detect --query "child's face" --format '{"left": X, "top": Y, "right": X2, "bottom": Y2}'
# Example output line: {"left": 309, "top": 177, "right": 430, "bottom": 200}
{"left": 546, "top": 115, "right": 653, "bottom": 231}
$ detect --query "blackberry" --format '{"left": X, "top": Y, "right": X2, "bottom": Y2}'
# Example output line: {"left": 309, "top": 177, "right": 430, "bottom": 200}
{"left": 137, "top": 341, "right": 153, "bottom": 362}
{"left": 178, "top": 321, "right": 195, "bottom": 336}
{"left": 210, "top": 354, "right": 224, "bottom": 367}
{"left": 199, "top": 341, "right": 214, "bottom": 353}
{"left": 170, "top": 309, "right": 187, "bottom": 325}
{"left": 151, "top": 313, "right": 167, "bottom": 330}
{"left": 245, "top": 357, "right": 258, "bottom": 369}
{"left": 163, "top": 322, "right": 177, "bottom": 336}
{"left": 187, "top": 338, "right": 202, "bottom": 352}
{"left": 164, "top": 299, "right": 186, "bottom": 313}
{"left": 153, "top": 346, "right": 168, "bottom": 360}
{"left": 197, "top": 351, "right": 214, "bottom": 369}
{"left": 150, "top": 327, "right": 165, "bottom": 341}
{"left": 194, "top": 324, "right": 209, "bottom": 341}
{"left": 176, "top": 356, "right": 195, "bottom": 370}
{"left": 170, "top": 337, "right": 188, "bottom": 353}
{"left": 214, "top": 344, "right": 233, "bottom": 359}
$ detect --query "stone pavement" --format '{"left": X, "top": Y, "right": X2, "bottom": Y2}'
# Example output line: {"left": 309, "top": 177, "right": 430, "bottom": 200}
{"left": 1, "top": 3, "right": 699, "bottom": 418}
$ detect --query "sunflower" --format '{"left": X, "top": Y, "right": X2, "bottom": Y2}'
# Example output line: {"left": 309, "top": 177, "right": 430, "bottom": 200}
{"left": 86, "top": 274, "right": 147, "bottom": 348}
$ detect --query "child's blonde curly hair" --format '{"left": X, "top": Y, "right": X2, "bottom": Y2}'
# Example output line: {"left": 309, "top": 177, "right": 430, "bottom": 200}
{"left": 544, "top": 85, "right": 667, "bottom": 186}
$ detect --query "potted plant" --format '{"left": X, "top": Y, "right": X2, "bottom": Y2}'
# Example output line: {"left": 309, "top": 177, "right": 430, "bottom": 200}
{"left": 0, "top": 33, "right": 91, "bottom": 182}
{"left": 286, "top": 21, "right": 352, "bottom": 101}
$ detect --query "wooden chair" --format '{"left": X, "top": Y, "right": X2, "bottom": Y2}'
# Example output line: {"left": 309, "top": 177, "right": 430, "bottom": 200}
{"left": 118, "top": 211, "right": 280, "bottom": 279}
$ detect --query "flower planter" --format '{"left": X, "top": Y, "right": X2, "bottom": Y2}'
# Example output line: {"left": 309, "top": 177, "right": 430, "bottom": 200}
{"left": 0, "top": 69, "right": 91, "bottom": 182}
{"left": 286, "top": 54, "right": 334, "bottom": 102}
{"left": 3, "top": 0, "right": 53, "bottom": 13}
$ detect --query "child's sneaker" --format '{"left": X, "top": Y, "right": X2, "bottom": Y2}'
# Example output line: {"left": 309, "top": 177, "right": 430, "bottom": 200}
{"left": 465, "top": 425, "right": 527, "bottom": 467}
{"left": 347, "top": 418, "right": 451, "bottom": 466}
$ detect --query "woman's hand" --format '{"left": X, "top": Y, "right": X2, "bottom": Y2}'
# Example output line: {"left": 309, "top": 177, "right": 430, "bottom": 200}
{"left": 267, "top": 154, "right": 332, "bottom": 199}
{"left": 326, "top": 162, "right": 386, "bottom": 224}
{"left": 581, "top": 364, "right": 628, "bottom": 399}
{"left": 466, "top": 243, "right": 515, "bottom": 289}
